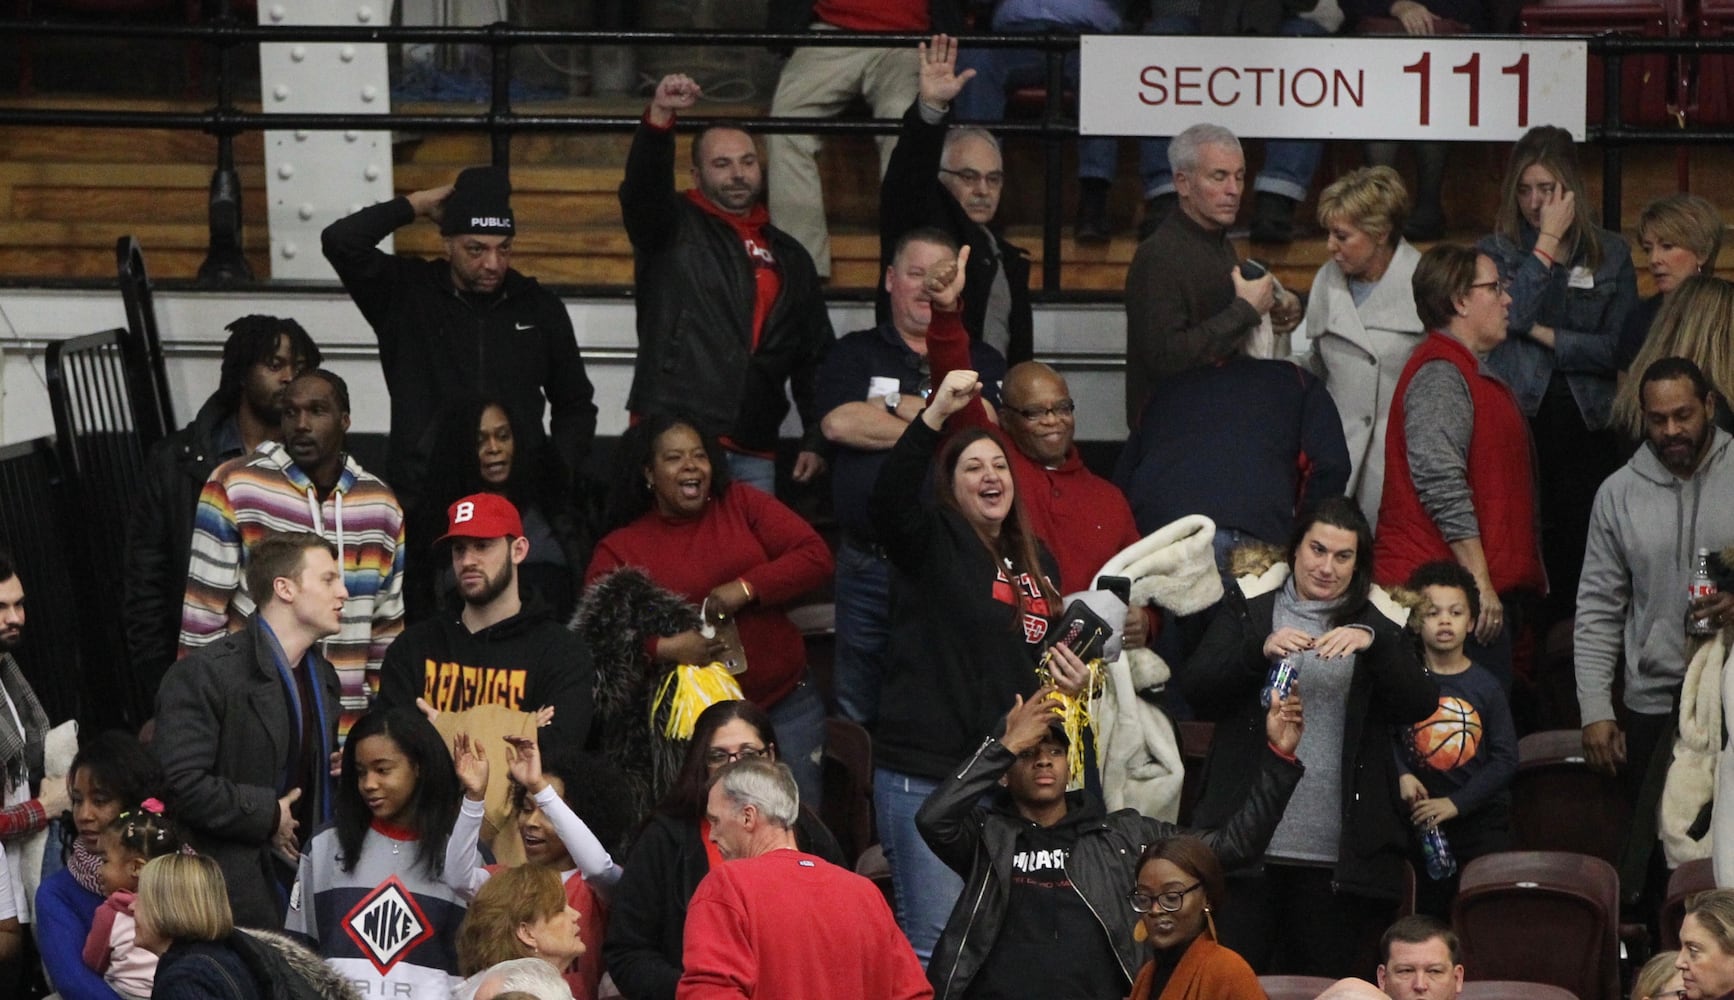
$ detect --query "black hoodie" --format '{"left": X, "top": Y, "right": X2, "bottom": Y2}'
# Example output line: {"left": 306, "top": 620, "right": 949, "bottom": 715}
{"left": 375, "top": 597, "right": 595, "bottom": 753}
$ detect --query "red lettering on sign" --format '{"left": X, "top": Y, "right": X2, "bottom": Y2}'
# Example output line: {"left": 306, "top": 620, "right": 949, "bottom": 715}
{"left": 1208, "top": 67, "right": 1240, "bottom": 105}
{"left": 1174, "top": 66, "right": 1201, "bottom": 105}
{"left": 1292, "top": 67, "right": 1327, "bottom": 107}
{"left": 1138, "top": 65, "right": 1168, "bottom": 105}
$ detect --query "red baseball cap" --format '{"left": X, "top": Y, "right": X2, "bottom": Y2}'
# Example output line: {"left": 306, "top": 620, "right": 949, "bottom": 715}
{"left": 435, "top": 493, "right": 524, "bottom": 543}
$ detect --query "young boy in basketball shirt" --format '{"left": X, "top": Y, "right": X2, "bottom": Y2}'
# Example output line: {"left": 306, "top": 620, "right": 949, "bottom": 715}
{"left": 1395, "top": 561, "right": 1519, "bottom": 917}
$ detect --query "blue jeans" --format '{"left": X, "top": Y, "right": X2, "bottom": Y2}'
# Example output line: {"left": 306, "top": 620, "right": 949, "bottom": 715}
{"left": 1137, "top": 15, "right": 1327, "bottom": 201}
{"left": 726, "top": 452, "right": 776, "bottom": 495}
{"left": 832, "top": 541, "right": 892, "bottom": 725}
{"left": 768, "top": 672, "right": 826, "bottom": 812}
{"left": 873, "top": 767, "right": 964, "bottom": 965}
{"left": 954, "top": 46, "right": 1119, "bottom": 182}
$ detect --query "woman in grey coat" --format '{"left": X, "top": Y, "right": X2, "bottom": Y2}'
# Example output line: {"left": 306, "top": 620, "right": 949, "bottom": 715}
{"left": 1302, "top": 166, "right": 1426, "bottom": 532}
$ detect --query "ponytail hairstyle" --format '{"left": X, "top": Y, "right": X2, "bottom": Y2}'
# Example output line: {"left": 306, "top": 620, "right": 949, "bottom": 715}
{"left": 109, "top": 799, "right": 187, "bottom": 863}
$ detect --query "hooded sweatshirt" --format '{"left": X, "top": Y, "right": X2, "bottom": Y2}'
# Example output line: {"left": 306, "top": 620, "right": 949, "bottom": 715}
{"left": 1575, "top": 428, "right": 1734, "bottom": 724}
{"left": 179, "top": 440, "right": 406, "bottom": 736}
{"left": 375, "top": 598, "right": 596, "bottom": 752}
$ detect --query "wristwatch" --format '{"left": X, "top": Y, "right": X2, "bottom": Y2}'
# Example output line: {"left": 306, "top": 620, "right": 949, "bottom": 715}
{"left": 884, "top": 391, "right": 902, "bottom": 414}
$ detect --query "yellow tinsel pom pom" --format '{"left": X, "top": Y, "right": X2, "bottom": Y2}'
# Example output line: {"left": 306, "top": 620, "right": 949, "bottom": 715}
{"left": 652, "top": 663, "right": 745, "bottom": 740}
{"left": 1036, "top": 655, "right": 1104, "bottom": 790}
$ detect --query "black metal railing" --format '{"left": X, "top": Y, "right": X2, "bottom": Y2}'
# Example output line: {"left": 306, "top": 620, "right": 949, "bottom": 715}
{"left": 2, "top": 17, "right": 1732, "bottom": 289}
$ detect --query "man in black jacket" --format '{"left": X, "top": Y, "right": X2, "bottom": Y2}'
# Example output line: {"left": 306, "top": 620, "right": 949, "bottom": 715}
{"left": 916, "top": 684, "right": 1304, "bottom": 999}
{"left": 155, "top": 531, "right": 344, "bottom": 930}
{"left": 621, "top": 74, "right": 835, "bottom": 495}
{"left": 320, "top": 166, "right": 598, "bottom": 499}
{"left": 123, "top": 316, "right": 320, "bottom": 714}
{"left": 374, "top": 492, "right": 595, "bottom": 753}
{"left": 878, "top": 35, "right": 1033, "bottom": 365}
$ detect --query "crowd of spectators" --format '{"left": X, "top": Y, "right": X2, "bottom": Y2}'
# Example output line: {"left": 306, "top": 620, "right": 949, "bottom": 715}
{"left": 0, "top": 17, "right": 1732, "bottom": 1000}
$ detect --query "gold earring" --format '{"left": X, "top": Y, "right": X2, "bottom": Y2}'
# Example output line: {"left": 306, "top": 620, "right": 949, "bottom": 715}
{"left": 1134, "top": 919, "right": 1148, "bottom": 943}
{"left": 1204, "top": 905, "right": 1218, "bottom": 941}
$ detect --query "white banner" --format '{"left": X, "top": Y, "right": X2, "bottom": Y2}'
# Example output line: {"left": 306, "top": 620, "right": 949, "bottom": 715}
{"left": 1079, "top": 35, "right": 1587, "bottom": 141}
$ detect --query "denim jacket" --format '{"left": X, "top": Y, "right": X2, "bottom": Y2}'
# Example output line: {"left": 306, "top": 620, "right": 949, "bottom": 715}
{"left": 1476, "top": 225, "right": 1637, "bottom": 430}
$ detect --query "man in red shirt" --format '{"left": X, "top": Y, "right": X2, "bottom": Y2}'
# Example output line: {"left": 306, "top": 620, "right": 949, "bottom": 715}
{"left": 764, "top": 0, "right": 962, "bottom": 278}
{"left": 678, "top": 759, "right": 931, "bottom": 1000}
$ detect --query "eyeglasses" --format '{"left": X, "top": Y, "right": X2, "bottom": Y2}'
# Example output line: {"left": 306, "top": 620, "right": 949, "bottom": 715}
{"left": 939, "top": 168, "right": 1005, "bottom": 190}
{"left": 1008, "top": 399, "right": 1076, "bottom": 422}
{"left": 1469, "top": 279, "right": 1510, "bottom": 295}
{"left": 704, "top": 745, "right": 770, "bottom": 767}
{"left": 1127, "top": 883, "right": 1203, "bottom": 913}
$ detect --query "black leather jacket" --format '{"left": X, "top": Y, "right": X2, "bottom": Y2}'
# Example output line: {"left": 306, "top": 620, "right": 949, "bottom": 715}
{"left": 618, "top": 120, "right": 834, "bottom": 453}
{"left": 916, "top": 735, "right": 1303, "bottom": 999}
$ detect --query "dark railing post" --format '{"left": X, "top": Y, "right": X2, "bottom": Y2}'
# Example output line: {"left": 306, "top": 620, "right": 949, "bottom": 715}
{"left": 1041, "top": 34, "right": 1064, "bottom": 296}
{"left": 1601, "top": 37, "right": 1623, "bottom": 232}
{"left": 489, "top": 21, "right": 512, "bottom": 171}
{"left": 197, "top": 0, "right": 254, "bottom": 285}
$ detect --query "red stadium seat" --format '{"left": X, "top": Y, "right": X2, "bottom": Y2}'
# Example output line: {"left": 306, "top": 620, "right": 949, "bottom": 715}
{"left": 821, "top": 715, "right": 876, "bottom": 869}
{"left": 1461, "top": 982, "right": 1582, "bottom": 1000}
{"left": 1518, "top": 0, "right": 1686, "bottom": 126}
{"left": 1660, "top": 857, "right": 1716, "bottom": 950}
{"left": 1510, "top": 729, "right": 1628, "bottom": 864}
{"left": 1690, "top": 0, "right": 1734, "bottom": 123}
{"left": 1453, "top": 851, "right": 1621, "bottom": 1000}
{"left": 1258, "top": 975, "right": 1338, "bottom": 1000}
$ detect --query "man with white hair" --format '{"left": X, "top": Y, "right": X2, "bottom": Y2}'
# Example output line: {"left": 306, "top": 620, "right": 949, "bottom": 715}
{"left": 678, "top": 759, "right": 931, "bottom": 999}
{"left": 458, "top": 957, "right": 571, "bottom": 1000}
{"left": 1122, "top": 122, "right": 1302, "bottom": 428}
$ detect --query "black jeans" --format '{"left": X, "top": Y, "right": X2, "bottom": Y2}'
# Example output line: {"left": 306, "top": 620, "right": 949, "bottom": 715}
{"left": 1217, "top": 862, "right": 1396, "bottom": 979}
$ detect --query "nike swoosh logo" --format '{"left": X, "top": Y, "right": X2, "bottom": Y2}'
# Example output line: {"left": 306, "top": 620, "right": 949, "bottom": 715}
{"left": 515, "top": 323, "right": 534, "bottom": 331}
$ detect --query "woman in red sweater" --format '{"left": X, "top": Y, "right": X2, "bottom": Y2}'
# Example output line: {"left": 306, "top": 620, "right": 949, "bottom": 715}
{"left": 584, "top": 415, "right": 834, "bottom": 809}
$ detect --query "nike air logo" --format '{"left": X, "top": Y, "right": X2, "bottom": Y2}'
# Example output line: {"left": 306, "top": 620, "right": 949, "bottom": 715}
{"left": 515, "top": 323, "right": 534, "bottom": 331}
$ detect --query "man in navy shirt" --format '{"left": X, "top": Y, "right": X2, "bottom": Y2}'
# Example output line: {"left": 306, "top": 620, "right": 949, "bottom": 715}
{"left": 816, "top": 227, "right": 1006, "bottom": 725}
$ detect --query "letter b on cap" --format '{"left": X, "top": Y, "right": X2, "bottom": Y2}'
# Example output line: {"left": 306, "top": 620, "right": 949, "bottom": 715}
{"left": 454, "top": 501, "right": 475, "bottom": 523}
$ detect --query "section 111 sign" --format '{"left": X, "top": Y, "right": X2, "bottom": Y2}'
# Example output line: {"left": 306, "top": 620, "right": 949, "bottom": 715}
{"left": 1079, "top": 35, "right": 1587, "bottom": 141}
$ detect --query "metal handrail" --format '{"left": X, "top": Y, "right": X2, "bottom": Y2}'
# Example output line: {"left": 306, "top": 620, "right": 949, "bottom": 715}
{"left": 1, "top": 17, "right": 1724, "bottom": 286}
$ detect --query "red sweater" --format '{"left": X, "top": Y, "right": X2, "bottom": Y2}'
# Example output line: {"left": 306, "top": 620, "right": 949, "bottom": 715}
{"left": 813, "top": 0, "right": 928, "bottom": 30}
{"left": 1375, "top": 331, "right": 1544, "bottom": 593}
{"left": 585, "top": 487, "right": 833, "bottom": 708}
{"left": 926, "top": 308, "right": 1141, "bottom": 592}
{"left": 677, "top": 850, "right": 932, "bottom": 1000}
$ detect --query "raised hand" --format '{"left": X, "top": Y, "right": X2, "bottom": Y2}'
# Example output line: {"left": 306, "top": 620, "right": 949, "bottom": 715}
{"left": 504, "top": 733, "right": 547, "bottom": 796}
{"left": 924, "top": 245, "right": 971, "bottom": 312}
{"left": 918, "top": 34, "right": 977, "bottom": 109}
{"left": 453, "top": 732, "right": 490, "bottom": 802}
{"left": 1002, "top": 685, "right": 1066, "bottom": 753}
{"left": 1264, "top": 687, "right": 1304, "bottom": 756}
{"left": 920, "top": 368, "right": 983, "bottom": 429}
{"left": 649, "top": 74, "right": 702, "bottom": 127}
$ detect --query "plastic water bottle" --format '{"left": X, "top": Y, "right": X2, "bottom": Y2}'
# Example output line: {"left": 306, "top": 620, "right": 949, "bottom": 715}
{"left": 1688, "top": 548, "right": 1719, "bottom": 638}
{"left": 1420, "top": 824, "right": 1458, "bottom": 880}
{"left": 1262, "top": 656, "right": 1300, "bottom": 707}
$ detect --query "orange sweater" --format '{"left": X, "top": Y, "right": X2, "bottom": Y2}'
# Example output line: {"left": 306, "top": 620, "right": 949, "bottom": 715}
{"left": 1128, "top": 934, "right": 1263, "bottom": 1000}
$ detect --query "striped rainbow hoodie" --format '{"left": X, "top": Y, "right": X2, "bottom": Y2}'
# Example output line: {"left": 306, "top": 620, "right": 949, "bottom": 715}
{"left": 178, "top": 440, "right": 405, "bottom": 737}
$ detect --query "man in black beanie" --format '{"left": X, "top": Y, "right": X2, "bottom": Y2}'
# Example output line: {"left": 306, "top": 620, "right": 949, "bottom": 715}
{"left": 321, "top": 165, "right": 597, "bottom": 530}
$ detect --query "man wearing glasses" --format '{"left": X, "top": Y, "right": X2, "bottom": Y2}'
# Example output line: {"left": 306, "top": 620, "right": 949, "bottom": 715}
{"left": 877, "top": 36, "right": 1034, "bottom": 366}
{"left": 1375, "top": 916, "right": 1464, "bottom": 1000}
{"left": 914, "top": 684, "right": 1303, "bottom": 999}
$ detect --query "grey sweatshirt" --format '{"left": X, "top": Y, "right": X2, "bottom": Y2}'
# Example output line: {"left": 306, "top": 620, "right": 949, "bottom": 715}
{"left": 1575, "top": 429, "right": 1734, "bottom": 723}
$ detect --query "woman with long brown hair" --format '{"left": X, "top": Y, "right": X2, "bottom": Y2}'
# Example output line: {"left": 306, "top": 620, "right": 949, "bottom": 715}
{"left": 1615, "top": 274, "right": 1734, "bottom": 437}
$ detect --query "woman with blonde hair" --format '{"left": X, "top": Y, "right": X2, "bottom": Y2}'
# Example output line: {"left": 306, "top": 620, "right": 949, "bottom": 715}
{"left": 1632, "top": 949, "right": 1686, "bottom": 1000}
{"left": 1302, "top": 165, "right": 1426, "bottom": 529}
{"left": 1477, "top": 125, "right": 1636, "bottom": 622}
{"left": 135, "top": 854, "right": 359, "bottom": 1000}
{"left": 1615, "top": 275, "right": 1734, "bottom": 437}
{"left": 1616, "top": 194, "right": 1724, "bottom": 372}
{"left": 1679, "top": 888, "right": 1734, "bottom": 999}
{"left": 456, "top": 864, "right": 585, "bottom": 980}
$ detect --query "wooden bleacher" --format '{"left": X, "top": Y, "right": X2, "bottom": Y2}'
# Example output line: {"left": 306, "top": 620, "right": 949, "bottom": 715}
{"left": 2, "top": 94, "right": 1732, "bottom": 293}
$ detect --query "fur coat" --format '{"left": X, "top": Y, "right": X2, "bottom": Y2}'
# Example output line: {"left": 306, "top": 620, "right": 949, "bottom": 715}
{"left": 572, "top": 567, "right": 705, "bottom": 828}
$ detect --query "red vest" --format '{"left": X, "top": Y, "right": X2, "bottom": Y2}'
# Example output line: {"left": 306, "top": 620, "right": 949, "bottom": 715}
{"left": 1374, "top": 331, "right": 1545, "bottom": 594}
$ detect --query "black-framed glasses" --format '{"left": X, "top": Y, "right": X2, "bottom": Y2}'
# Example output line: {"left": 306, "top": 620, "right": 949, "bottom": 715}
{"left": 939, "top": 167, "right": 1005, "bottom": 189}
{"left": 704, "top": 745, "right": 770, "bottom": 767}
{"left": 1008, "top": 399, "right": 1076, "bottom": 422}
{"left": 1469, "top": 279, "right": 1510, "bottom": 295}
{"left": 1128, "top": 883, "right": 1203, "bottom": 913}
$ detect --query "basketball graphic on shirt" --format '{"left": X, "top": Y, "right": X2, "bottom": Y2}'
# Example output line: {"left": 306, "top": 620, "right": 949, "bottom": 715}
{"left": 1410, "top": 697, "right": 1482, "bottom": 771}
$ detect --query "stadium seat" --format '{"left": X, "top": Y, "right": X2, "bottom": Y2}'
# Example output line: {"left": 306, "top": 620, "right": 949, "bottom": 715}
{"left": 1258, "top": 975, "right": 1338, "bottom": 1000}
{"left": 1690, "top": 0, "right": 1734, "bottom": 123}
{"left": 1453, "top": 851, "right": 1621, "bottom": 1000}
{"left": 1176, "top": 719, "right": 1214, "bottom": 826}
{"left": 1511, "top": 729, "right": 1628, "bottom": 864}
{"left": 821, "top": 715, "right": 876, "bottom": 869}
{"left": 856, "top": 842, "right": 894, "bottom": 909}
{"left": 1660, "top": 857, "right": 1716, "bottom": 950}
{"left": 1461, "top": 982, "right": 1581, "bottom": 1000}
{"left": 1518, "top": 0, "right": 1686, "bottom": 126}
